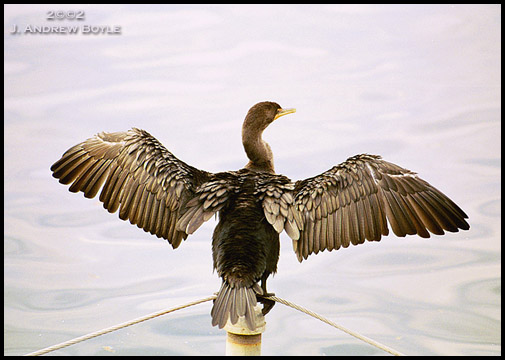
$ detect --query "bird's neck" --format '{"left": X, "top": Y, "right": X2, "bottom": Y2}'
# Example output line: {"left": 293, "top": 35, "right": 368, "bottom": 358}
{"left": 242, "top": 126, "right": 275, "bottom": 174}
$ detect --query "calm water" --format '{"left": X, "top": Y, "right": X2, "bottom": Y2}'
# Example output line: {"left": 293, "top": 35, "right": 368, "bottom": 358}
{"left": 4, "top": 4, "right": 500, "bottom": 356}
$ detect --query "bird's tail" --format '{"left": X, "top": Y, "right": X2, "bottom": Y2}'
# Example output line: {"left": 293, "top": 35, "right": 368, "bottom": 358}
{"left": 211, "top": 282, "right": 263, "bottom": 331}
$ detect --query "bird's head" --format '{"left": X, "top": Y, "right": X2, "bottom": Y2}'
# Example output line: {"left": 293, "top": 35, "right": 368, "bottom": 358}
{"left": 243, "top": 101, "right": 296, "bottom": 132}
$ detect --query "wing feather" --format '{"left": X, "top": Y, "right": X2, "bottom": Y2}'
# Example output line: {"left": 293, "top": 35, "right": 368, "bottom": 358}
{"left": 289, "top": 154, "right": 469, "bottom": 261}
{"left": 51, "top": 128, "right": 215, "bottom": 247}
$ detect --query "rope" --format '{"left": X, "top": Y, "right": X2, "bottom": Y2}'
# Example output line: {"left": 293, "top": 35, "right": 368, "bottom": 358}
{"left": 24, "top": 293, "right": 404, "bottom": 356}
{"left": 263, "top": 295, "right": 405, "bottom": 356}
{"left": 23, "top": 295, "right": 217, "bottom": 356}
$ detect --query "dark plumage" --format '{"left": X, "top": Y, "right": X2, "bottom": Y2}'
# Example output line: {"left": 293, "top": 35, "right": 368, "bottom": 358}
{"left": 50, "top": 101, "right": 470, "bottom": 331}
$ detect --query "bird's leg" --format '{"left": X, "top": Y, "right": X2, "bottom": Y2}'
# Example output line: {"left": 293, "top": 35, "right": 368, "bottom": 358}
{"left": 257, "top": 275, "right": 275, "bottom": 315}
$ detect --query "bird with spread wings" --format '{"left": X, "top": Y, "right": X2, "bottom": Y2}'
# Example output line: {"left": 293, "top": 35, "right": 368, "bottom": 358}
{"left": 51, "top": 101, "right": 469, "bottom": 331}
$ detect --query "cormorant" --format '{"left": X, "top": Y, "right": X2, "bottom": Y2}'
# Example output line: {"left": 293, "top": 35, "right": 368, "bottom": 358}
{"left": 50, "top": 101, "right": 470, "bottom": 331}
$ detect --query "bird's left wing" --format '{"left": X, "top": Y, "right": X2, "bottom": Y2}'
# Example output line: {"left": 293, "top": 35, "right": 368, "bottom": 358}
{"left": 290, "top": 154, "right": 469, "bottom": 261}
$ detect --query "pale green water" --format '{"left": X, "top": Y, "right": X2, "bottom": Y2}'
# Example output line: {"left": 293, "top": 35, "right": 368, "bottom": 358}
{"left": 4, "top": 4, "right": 500, "bottom": 356}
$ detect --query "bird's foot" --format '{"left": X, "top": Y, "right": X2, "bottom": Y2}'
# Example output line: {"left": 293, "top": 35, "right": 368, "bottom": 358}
{"left": 257, "top": 292, "right": 276, "bottom": 315}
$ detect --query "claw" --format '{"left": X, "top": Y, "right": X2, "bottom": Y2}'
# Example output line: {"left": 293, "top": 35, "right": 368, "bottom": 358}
{"left": 257, "top": 292, "right": 276, "bottom": 315}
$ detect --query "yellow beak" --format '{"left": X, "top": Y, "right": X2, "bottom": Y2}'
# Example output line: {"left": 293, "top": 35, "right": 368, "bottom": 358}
{"left": 274, "top": 107, "right": 296, "bottom": 120}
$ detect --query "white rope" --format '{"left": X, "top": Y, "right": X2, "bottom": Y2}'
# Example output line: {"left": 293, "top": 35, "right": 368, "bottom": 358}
{"left": 264, "top": 295, "right": 405, "bottom": 356}
{"left": 24, "top": 293, "right": 404, "bottom": 356}
{"left": 23, "top": 295, "right": 217, "bottom": 356}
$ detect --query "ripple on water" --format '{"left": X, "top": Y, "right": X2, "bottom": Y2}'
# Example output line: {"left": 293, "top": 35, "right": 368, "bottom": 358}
{"left": 410, "top": 307, "right": 500, "bottom": 344}
{"left": 336, "top": 243, "right": 494, "bottom": 278}
{"left": 458, "top": 277, "right": 501, "bottom": 308}
{"left": 477, "top": 198, "right": 501, "bottom": 218}
{"left": 39, "top": 209, "right": 112, "bottom": 228}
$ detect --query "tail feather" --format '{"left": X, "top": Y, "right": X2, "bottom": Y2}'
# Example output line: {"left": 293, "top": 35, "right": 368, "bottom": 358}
{"left": 211, "top": 282, "right": 263, "bottom": 331}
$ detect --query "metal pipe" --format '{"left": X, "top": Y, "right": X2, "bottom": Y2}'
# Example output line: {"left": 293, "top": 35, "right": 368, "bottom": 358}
{"left": 224, "top": 304, "right": 265, "bottom": 356}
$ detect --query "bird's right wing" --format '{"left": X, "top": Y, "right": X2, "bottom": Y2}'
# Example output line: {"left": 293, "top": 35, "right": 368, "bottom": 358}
{"left": 51, "top": 127, "right": 214, "bottom": 248}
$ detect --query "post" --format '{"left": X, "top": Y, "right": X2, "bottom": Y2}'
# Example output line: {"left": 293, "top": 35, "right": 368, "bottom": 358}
{"left": 224, "top": 304, "right": 265, "bottom": 356}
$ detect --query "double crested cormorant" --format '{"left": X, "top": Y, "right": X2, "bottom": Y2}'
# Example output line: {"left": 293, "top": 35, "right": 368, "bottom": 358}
{"left": 51, "top": 101, "right": 469, "bottom": 331}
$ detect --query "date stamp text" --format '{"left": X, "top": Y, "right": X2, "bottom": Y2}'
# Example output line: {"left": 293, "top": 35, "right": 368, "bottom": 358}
{"left": 9, "top": 10, "right": 122, "bottom": 35}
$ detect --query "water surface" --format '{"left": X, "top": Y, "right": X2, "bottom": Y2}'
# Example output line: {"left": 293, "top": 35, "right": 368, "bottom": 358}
{"left": 4, "top": 4, "right": 500, "bottom": 356}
